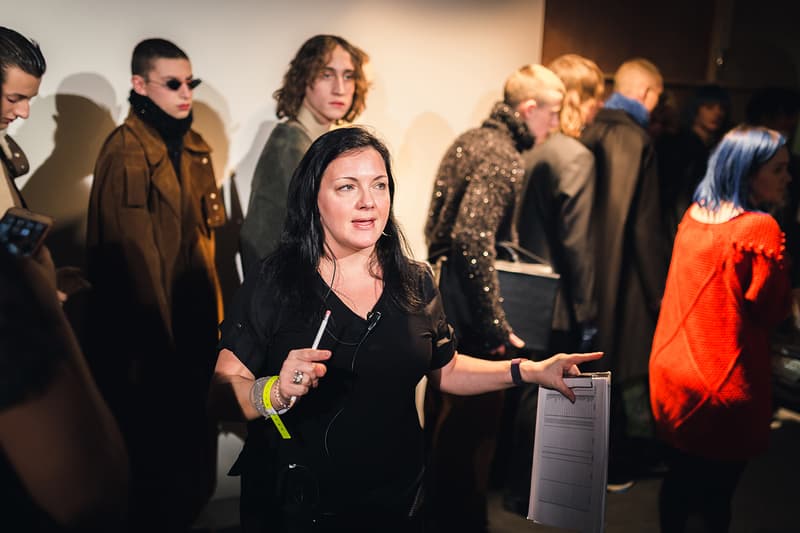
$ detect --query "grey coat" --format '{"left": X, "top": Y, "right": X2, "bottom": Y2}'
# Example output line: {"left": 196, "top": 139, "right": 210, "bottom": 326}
{"left": 239, "top": 121, "right": 311, "bottom": 278}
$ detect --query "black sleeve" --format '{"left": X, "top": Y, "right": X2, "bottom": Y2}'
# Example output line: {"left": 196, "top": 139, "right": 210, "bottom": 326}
{"left": 217, "top": 270, "right": 272, "bottom": 374}
{"left": 420, "top": 265, "right": 457, "bottom": 370}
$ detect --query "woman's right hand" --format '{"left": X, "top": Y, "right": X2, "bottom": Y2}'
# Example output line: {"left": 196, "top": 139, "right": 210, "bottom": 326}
{"left": 277, "top": 348, "right": 331, "bottom": 402}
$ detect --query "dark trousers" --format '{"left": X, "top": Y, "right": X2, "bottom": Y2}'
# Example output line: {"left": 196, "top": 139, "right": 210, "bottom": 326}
{"left": 502, "top": 329, "right": 575, "bottom": 515}
{"left": 426, "top": 389, "right": 505, "bottom": 533}
{"left": 659, "top": 447, "right": 746, "bottom": 533}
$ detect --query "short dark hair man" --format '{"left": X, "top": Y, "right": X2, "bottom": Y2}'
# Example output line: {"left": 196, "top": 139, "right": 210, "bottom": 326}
{"left": 86, "top": 38, "right": 225, "bottom": 530}
{"left": 0, "top": 26, "right": 45, "bottom": 211}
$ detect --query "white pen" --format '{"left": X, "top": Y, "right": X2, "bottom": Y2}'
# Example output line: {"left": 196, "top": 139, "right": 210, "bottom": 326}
{"left": 312, "top": 309, "right": 331, "bottom": 349}
{"left": 291, "top": 309, "right": 331, "bottom": 404}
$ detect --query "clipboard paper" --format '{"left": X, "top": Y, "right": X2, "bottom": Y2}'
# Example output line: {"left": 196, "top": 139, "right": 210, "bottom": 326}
{"left": 527, "top": 372, "right": 610, "bottom": 533}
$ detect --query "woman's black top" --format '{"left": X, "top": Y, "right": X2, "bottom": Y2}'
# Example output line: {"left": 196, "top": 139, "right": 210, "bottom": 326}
{"left": 219, "top": 262, "right": 455, "bottom": 526}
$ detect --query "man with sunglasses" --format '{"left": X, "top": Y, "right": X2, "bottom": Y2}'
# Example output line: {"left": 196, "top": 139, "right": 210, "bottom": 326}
{"left": 86, "top": 38, "right": 225, "bottom": 531}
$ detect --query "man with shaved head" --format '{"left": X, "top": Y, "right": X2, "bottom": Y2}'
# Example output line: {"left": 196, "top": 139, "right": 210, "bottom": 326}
{"left": 580, "top": 58, "right": 669, "bottom": 490}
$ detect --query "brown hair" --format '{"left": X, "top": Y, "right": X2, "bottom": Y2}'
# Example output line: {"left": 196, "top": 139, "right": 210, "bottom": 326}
{"left": 273, "top": 35, "right": 369, "bottom": 123}
{"left": 547, "top": 54, "right": 605, "bottom": 137}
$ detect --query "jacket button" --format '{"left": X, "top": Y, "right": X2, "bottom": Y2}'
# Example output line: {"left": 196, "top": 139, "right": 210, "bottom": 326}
{"left": 210, "top": 192, "right": 217, "bottom": 199}
{"left": 201, "top": 157, "right": 209, "bottom": 164}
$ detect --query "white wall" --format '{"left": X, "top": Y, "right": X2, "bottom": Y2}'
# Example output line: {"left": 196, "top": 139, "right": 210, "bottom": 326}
{"left": 8, "top": 0, "right": 544, "bottom": 264}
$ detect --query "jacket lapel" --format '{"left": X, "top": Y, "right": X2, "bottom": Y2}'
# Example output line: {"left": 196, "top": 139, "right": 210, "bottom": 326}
{"left": 124, "top": 112, "right": 182, "bottom": 218}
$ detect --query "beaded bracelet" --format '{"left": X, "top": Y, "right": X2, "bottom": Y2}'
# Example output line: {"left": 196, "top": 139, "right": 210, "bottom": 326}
{"left": 250, "top": 376, "right": 292, "bottom": 439}
{"left": 271, "top": 376, "right": 293, "bottom": 411}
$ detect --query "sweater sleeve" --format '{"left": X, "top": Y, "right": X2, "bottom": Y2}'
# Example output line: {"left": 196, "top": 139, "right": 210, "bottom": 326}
{"left": 740, "top": 215, "right": 791, "bottom": 326}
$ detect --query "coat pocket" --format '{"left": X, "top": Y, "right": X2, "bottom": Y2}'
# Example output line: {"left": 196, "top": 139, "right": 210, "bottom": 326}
{"left": 124, "top": 164, "right": 149, "bottom": 207}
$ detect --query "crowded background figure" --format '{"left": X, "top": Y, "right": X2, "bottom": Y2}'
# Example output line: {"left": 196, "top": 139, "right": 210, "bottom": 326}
{"left": 209, "top": 126, "right": 601, "bottom": 532}
{"left": 424, "top": 64, "right": 565, "bottom": 532}
{"left": 1, "top": 26, "right": 129, "bottom": 531}
{"left": 0, "top": 243, "right": 129, "bottom": 532}
{"left": 657, "top": 84, "right": 731, "bottom": 242}
{"left": 86, "top": 38, "right": 225, "bottom": 531}
{"left": 580, "top": 57, "right": 670, "bottom": 489}
{"left": 746, "top": 87, "right": 800, "bottom": 293}
{"left": 239, "top": 35, "right": 369, "bottom": 279}
{"left": 504, "top": 52, "right": 604, "bottom": 514}
{"left": 650, "top": 125, "right": 791, "bottom": 533}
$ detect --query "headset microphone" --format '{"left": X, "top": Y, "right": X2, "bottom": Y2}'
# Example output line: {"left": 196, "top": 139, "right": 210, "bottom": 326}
{"left": 366, "top": 311, "right": 382, "bottom": 333}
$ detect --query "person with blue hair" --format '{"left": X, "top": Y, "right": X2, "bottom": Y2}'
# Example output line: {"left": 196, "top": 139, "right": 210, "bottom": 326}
{"left": 650, "top": 125, "right": 792, "bottom": 532}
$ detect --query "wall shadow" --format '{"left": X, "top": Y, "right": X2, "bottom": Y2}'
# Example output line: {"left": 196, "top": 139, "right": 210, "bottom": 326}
{"left": 395, "top": 111, "right": 455, "bottom": 258}
{"left": 21, "top": 73, "right": 118, "bottom": 270}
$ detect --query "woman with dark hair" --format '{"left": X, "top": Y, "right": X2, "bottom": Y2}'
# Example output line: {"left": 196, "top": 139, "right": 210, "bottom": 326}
{"left": 211, "top": 126, "right": 601, "bottom": 532}
{"left": 657, "top": 84, "right": 732, "bottom": 241}
{"left": 240, "top": 35, "right": 370, "bottom": 277}
{"left": 650, "top": 125, "right": 791, "bottom": 532}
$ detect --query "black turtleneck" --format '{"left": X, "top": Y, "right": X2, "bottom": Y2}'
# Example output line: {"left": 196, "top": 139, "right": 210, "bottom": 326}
{"left": 128, "top": 90, "right": 193, "bottom": 179}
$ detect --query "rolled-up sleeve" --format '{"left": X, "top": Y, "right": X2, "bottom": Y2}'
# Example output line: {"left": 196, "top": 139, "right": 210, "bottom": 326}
{"left": 423, "top": 269, "right": 457, "bottom": 370}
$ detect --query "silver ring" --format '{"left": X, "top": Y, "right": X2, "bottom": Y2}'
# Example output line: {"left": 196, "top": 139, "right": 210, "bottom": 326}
{"left": 292, "top": 370, "right": 304, "bottom": 385}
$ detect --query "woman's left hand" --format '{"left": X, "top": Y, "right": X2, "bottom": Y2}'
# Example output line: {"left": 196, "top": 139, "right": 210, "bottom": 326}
{"left": 521, "top": 352, "right": 603, "bottom": 402}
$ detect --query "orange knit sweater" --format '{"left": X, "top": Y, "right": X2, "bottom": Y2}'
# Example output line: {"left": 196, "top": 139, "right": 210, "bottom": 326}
{"left": 649, "top": 210, "right": 790, "bottom": 460}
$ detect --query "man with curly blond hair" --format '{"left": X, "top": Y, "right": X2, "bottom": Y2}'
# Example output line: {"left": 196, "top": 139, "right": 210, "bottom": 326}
{"left": 240, "top": 35, "right": 369, "bottom": 277}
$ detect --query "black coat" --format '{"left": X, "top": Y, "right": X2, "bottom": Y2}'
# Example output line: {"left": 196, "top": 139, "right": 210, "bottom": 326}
{"left": 580, "top": 108, "right": 669, "bottom": 381}
{"left": 516, "top": 133, "right": 597, "bottom": 337}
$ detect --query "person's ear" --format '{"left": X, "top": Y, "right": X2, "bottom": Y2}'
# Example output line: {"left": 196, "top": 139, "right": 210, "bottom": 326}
{"left": 131, "top": 75, "right": 147, "bottom": 96}
{"left": 517, "top": 98, "right": 537, "bottom": 117}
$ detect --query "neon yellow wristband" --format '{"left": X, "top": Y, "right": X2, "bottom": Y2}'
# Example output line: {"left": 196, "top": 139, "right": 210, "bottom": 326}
{"left": 263, "top": 375, "right": 291, "bottom": 439}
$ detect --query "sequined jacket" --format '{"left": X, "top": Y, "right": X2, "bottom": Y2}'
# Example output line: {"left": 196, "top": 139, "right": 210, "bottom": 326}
{"left": 425, "top": 102, "right": 533, "bottom": 351}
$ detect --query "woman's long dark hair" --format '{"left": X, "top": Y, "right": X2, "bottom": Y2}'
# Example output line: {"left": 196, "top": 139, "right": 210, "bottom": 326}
{"left": 259, "top": 127, "right": 423, "bottom": 318}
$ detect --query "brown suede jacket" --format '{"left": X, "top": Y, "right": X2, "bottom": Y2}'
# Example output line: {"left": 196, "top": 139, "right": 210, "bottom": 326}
{"left": 86, "top": 110, "right": 225, "bottom": 374}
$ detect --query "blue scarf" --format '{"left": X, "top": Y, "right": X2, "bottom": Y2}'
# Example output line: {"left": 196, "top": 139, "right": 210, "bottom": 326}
{"left": 604, "top": 92, "right": 649, "bottom": 128}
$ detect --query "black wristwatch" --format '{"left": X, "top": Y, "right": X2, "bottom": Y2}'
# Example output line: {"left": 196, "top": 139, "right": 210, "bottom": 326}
{"left": 510, "top": 357, "right": 527, "bottom": 386}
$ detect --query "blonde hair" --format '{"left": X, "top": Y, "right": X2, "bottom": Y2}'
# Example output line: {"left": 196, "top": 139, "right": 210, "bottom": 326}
{"left": 614, "top": 58, "right": 662, "bottom": 97}
{"left": 503, "top": 64, "right": 565, "bottom": 109}
{"left": 547, "top": 54, "right": 605, "bottom": 137}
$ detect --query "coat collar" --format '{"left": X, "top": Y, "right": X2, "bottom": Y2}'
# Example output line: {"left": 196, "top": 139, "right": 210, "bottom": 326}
{"left": 123, "top": 109, "right": 210, "bottom": 166}
{"left": 603, "top": 92, "right": 650, "bottom": 129}
{"left": 0, "top": 134, "right": 31, "bottom": 179}
{"left": 483, "top": 102, "right": 535, "bottom": 152}
{"left": 296, "top": 103, "right": 333, "bottom": 142}
{"left": 122, "top": 110, "right": 211, "bottom": 218}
